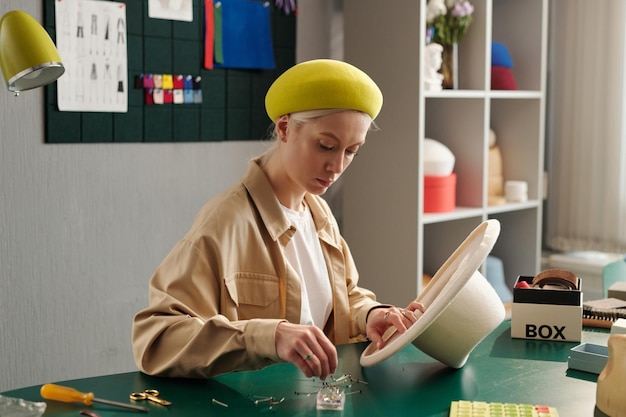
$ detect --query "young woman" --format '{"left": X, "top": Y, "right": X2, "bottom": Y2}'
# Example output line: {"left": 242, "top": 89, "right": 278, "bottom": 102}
{"left": 132, "top": 59, "right": 424, "bottom": 381}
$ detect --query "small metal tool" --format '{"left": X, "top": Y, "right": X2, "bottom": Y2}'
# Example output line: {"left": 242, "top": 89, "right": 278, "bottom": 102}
{"left": 129, "top": 389, "right": 172, "bottom": 406}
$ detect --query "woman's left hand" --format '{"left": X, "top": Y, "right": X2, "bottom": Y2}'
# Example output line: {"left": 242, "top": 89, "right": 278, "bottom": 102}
{"left": 365, "top": 301, "right": 425, "bottom": 350}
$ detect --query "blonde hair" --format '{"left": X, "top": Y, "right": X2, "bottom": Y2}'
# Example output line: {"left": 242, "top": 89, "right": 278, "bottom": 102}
{"left": 260, "top": 109, "right": 378, "bottom": 158}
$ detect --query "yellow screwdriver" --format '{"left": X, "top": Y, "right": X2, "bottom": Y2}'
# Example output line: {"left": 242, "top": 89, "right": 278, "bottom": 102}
{"left": 40, "top": 383, "right": 149, "bottom": 413}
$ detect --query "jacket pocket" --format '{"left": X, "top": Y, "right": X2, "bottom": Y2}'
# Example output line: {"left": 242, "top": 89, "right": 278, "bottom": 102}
{"left": 224, "top": 273, "right": 280, "bottom": 318}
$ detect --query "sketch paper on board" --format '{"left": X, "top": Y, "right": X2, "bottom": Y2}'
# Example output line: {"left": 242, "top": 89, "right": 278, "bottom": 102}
{"left": 55, "top": 0, "right": 128, "bottom": 112}
{"left": 148, "top": 0, "right": 193, "bottom": 22}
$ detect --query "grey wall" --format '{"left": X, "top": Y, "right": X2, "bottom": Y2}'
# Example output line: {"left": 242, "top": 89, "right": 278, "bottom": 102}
{"left": 0, "top": 0, "right": 338, "bottom": 392}
{"left": 0, "top": 1, "right": 267, "bottom": 391}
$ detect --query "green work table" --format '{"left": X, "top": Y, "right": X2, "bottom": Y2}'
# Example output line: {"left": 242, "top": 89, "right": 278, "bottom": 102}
{"left": 3, "top": 321, "right": 610, "bottom": 416}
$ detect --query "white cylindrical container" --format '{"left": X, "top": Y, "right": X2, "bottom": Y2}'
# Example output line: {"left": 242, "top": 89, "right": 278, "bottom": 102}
{"left": 505, "top": 180, "right": 528, "bottom": 203}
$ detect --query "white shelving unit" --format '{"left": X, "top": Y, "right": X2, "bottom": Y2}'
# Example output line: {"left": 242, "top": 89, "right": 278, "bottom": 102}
{"left": 341, "top": 0, "right": 549, "bottom": 306}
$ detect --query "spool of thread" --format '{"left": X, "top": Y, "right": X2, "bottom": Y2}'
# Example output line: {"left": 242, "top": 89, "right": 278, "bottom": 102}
{"left": 505, "top": 180, "right": 528, "bottom": 203}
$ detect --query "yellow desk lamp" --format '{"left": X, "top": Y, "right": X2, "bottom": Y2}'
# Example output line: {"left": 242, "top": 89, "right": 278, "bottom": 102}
{"left": 0, "top": 10, "right": 64, "bottom": 95}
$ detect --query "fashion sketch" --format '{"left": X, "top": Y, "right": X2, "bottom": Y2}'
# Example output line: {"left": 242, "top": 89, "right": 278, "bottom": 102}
{"left": 55, "top": 0, "right": 128, "bottom": 112}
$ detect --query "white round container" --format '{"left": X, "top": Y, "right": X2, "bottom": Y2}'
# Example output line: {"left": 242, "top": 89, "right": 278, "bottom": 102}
{"left": 505, "top": 180, "right": 528, "bottom": 203}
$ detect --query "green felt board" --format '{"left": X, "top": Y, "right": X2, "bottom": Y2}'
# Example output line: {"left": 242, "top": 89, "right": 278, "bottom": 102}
{"left": 43, "top": 0, "right": 295, "bottom": 143}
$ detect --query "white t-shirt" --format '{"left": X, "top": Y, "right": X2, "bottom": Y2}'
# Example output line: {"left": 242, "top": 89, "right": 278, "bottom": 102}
{"left": 281, "top": 203, "right": 333, "bottom": 328}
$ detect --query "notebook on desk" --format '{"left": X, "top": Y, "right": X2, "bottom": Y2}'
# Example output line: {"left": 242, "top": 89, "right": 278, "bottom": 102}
{"left": 582, "top": 297, "right": 626, "bottom": 328}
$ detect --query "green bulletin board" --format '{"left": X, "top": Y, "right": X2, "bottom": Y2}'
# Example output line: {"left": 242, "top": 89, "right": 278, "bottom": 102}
{"left": 43, "top": 0, "right": 295, "bottom": 143}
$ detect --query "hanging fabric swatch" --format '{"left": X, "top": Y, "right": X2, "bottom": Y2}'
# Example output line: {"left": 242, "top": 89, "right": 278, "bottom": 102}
{"left": 213, "top": 1, "right": 224, "bottom": 65}
{"left": 214, "top": 0, "right": 275, "bottom": 69}
{"left": 204, "top": 0, "right": 215, "bottom": 69}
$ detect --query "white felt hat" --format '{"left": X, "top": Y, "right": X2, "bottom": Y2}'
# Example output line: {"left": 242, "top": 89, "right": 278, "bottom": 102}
{"left": 423, "top": 138, "right": 455, "bottom": 176}
{"left": 361, "top": 219, "right": 505, "bottom": 368}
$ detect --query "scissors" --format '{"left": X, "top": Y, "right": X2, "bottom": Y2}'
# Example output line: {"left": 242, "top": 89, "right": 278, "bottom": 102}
{"left": 129, "top": 389, "right": 172, "bottom": 406}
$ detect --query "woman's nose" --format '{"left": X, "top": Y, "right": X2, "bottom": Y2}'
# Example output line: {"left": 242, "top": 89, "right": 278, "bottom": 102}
{"left": 327, "top": 155, "right": 344, "bottom": 173}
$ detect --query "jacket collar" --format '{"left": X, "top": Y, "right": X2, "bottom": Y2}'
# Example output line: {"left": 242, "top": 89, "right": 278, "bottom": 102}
{"left": 242, "top": 159, "right": 333, "bottom": 244}
{"left": 242, "top": 159, "right": 292, "bottom": 242}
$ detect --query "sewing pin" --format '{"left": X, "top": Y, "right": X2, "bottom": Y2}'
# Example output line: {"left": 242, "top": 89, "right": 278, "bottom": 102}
{"left": 212, "top": 398, "right": 228, "bottom": 407}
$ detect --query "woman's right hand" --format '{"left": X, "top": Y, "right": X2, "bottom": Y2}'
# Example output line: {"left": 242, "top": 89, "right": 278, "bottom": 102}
{"left": 275, "top": 322, "right": 338, "bottom": 380}
{"left": 366, "top": 301, "right": 425, "bottom": 350}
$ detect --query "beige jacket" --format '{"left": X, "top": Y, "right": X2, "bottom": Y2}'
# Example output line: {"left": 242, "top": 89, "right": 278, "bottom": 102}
{"left": 132, "top": 159, "right": 381, "bottom": 378}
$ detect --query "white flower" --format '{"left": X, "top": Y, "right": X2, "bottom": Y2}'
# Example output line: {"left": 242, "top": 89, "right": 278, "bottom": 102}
{"left": 452, "top": 0, "right": 474, "bottom": 17}
{"left": 426, "top": 0, "right": 447, "bottom": 24}
{"left": 428, "top": 0, "right": 474, "bottom": 45}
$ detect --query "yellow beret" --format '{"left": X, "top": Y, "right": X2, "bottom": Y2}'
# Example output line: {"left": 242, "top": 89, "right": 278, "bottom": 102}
{"left": 265, "top": 59, "right": 383, "bottom": 122}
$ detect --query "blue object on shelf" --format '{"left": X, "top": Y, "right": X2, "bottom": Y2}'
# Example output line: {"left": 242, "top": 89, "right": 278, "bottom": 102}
{"left": 486, "top": 255, "right": 513, "bottom": 303}
{"left": 492, "top": 42, "right": 513, "bottom": 68}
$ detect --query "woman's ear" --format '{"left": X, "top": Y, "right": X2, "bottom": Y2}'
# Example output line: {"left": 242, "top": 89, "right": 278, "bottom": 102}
{"left": 276, "top": 115, "right": 289, "bottom": 142}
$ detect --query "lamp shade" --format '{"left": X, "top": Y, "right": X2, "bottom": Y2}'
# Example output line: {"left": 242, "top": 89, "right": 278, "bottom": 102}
{"left": 0, "top": 10, "right": 64, "bottom": 93}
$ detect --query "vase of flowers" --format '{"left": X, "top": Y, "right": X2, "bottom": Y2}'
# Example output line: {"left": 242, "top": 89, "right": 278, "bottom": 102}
{"left": 426, "top": 0, "right": 474, "bottom": 89}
